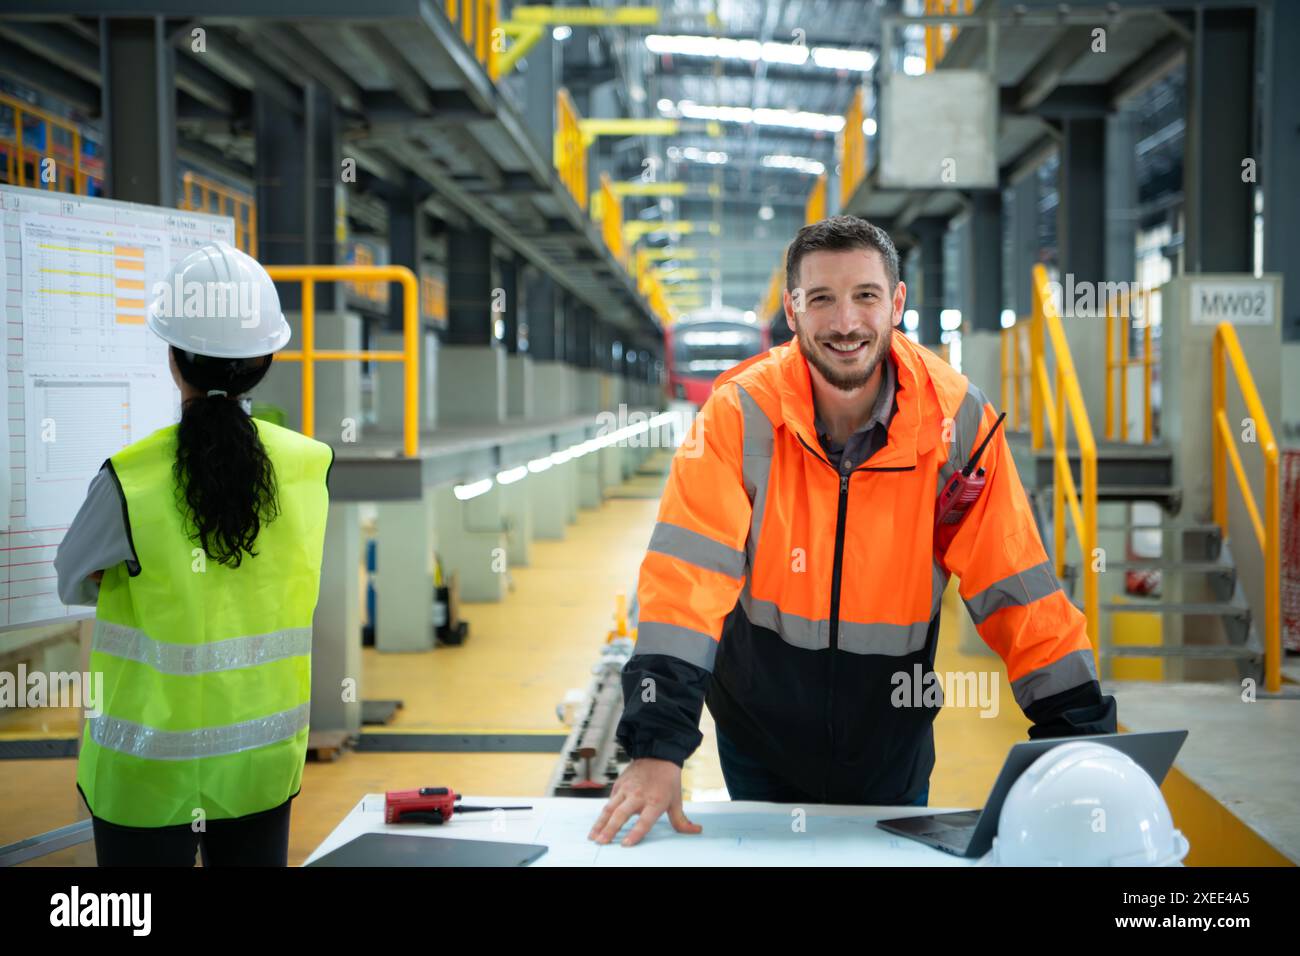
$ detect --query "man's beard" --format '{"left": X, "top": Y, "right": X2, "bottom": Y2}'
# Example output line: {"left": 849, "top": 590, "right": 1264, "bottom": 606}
{"left": 796, "top": 322, "right": 891, "bottom": 392}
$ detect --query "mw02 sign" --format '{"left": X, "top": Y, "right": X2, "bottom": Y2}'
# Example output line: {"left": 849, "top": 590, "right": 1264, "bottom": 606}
{"left": 1190, "top": 281, "right": 1275, "bottom": 326}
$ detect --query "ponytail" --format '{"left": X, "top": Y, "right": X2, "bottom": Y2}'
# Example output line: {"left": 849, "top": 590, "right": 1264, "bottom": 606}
{"left": 171, "top": 347, "right": 278, "bottom": 568}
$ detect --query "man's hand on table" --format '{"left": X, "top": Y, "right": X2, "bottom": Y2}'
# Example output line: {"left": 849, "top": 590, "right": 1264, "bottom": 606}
{"left": 587, "top": 757, "right": 703, "bottom": 846}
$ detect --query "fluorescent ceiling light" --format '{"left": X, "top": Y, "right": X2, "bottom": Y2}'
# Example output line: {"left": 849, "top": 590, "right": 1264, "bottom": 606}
{"left": 667, "top": 144, "right": 728, "bottom": 165}
{"left": 646, "top": 34, "right": 873, "bottom": 73}
{"left": 454, "top": 478, "right": 493, "bottom": 500}
{"left": 760, "top": 154, "right": 826, "bottom": 175}
{"left": 811, "top": 47, "right": 877, "bottom": 72}
{"left": 660, "top": 99, "right": 844, "bottom": 133}
{"left": 496, "top": 466, "right": 528, "bottom": 485}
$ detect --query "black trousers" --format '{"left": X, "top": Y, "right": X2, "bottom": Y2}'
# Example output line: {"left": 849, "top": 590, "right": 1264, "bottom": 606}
{"left": 89, "top": 796, "right": 293, "bottom": 867}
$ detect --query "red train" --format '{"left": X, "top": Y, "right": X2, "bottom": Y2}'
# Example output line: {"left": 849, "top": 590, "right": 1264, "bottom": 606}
{"left": 663, "top": 306, "right": 770, "bottom": 407}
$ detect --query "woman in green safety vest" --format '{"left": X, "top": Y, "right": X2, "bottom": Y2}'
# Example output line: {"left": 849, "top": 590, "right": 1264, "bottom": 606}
{"left": 55, "top": 242, "right": 333, "bottom": 867}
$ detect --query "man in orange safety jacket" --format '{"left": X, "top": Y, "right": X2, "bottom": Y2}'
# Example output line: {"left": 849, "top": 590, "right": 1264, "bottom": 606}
{"left": 589, "top": 216, "right": 1116, "bottom": 847}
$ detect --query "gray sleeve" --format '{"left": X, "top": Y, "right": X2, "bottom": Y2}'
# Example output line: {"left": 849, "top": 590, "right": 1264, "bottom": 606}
{"left": 53, "top": 465, "right": 139, "bottom": 607}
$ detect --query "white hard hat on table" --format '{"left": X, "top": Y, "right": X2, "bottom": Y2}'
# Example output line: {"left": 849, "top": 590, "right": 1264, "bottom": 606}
{"left": 148, "top": 241, "right": 291, "bottom": 358}
{"left": 983, "top": 740, "right": 1189, "bottom": 867}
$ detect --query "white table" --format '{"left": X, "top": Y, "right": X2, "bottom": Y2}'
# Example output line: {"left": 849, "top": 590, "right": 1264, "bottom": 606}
{"left": 305, "top": 795, "right": 980, "bottom": 866}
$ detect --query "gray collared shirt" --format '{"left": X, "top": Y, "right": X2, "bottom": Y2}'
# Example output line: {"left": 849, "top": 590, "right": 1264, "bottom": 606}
{"left": 814, "top": 353, "right": 898, "bottom": 472}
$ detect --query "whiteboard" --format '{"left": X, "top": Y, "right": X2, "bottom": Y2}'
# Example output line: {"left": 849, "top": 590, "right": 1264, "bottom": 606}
{"left": 1, "top": 185, "right": 236, "bottom": 631}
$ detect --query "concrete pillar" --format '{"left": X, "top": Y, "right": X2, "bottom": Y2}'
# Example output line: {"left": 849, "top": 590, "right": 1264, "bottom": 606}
{"left": 530, "top": 360, "right": 574, "bottom": 419}
{"left": 914, "top": 219, "right": 945, "bottom": 347}
{"left": 1264, "top": 0, "right": 1300, "bottom": 342}
{"left": 1185, "top": 7, "right": 1255, "bottom": 276}
{"left": 438, "top": 345, "right": 506, "bottom": 425}
{"left": 576, "top": 368, "right": 602, "bottom": 415}
{"left": 255, "top": 83, "right": 339, "bottom": 310}
{"left": 310, "top": 502, "right": 362, "bottom": 733}
{"left": 578, "top": 449, "right": 602, "bottom": 508}
{"left": 968, "top": 191, "right": 1003, "bottom": 333}
{"left": 433, "top": 484, "right": 507, "bottom": 602}
{"left": 531, "top": 463, "right": 568, "bottom": 539}
{"left": 1008, "top": 174, "right": 1037, "bottom": 319}
{"left": 507, "top": 352, "right": 534, "bottom": 419}
{"left": 1105, "top": 108, "right": 1138, "bottom": 286}
{"left": 375, "top": 498, "right": 435, "bottom": 651}
{"left": 100, "top": 18, "right": 175, "bottom": 206}
{"left": 1058, "top": 116, "right": 1107, "bottom": 287}
{"left": 500, "top": 477, "right": 532, "bottom": 568}
{"left": 386, "top": 189, "right": 424, "bottom": 331}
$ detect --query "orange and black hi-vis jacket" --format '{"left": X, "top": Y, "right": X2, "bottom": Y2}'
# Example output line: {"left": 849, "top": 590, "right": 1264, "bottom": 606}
{"left": 617, "top": 330, "right": 1117, "bottom": 805}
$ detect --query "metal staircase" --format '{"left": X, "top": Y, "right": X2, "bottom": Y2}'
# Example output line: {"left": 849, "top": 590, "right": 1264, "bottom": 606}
{"left": 1001, "top": 263, "right": 1284, "bottom": 694}
{"left": 1011, "top": 433, "right": 1266, "bottom": 683}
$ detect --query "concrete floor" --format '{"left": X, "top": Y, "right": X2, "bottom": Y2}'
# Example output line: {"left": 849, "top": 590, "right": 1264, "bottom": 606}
{"left": 1109, "top": 680, "right": 1300, "bottom": 863}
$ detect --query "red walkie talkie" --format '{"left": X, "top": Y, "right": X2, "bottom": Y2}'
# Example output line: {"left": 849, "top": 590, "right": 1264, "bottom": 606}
{"left": 935, "top": 412, "right": 1007, "bottom": 551}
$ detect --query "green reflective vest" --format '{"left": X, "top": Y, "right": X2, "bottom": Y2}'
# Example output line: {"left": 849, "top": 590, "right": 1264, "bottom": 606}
{"left": 78, "top": 418, "right": 332, "bottom": 828}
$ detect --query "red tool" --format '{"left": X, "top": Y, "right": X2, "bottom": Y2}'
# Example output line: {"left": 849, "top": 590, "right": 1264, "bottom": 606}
{"left": 935, "top": 412, "right": 1007, "bottom": 552}
{"left": 384, "top": 787, "right": 532, "bottom": 825}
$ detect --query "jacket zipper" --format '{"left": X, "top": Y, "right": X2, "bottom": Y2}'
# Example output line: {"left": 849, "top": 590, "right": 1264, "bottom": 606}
{"left": 797, "top": 432, "right": 914, "bottom": 801}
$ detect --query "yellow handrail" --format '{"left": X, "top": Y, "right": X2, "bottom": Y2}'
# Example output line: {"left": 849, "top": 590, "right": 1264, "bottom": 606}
{"left": 554, "top": 88, "right": 588, "bottom": 211}
{"left": 803, "top": 172, "right": 827, "bottom": 224}
{"left": 1211, "top": 322, "right": 1280, "bottom": 693}
{"left": 444, "top": 0, "right": 500, "bottom": 80}
{"left": 265, "top": 265, "right": 420, "bottom": 458}
{"left": 924, "top": 0, "right": 973, "bottom": 72}
{"left": 593, "top": 172, "right": 627, "bottom": 267}
{"left": 180, "top": 171, "right": 258, "bottom": 256}
{"left": 839, "top": 87, "right": 867, "bottom": 208}
{"left": 1103, "top": 285, "right": 1158, "bottom": 443}
{"left": 0, "top": 91, "right": 99, "bottom": 194}
{"left": 1030, "top": 263, "right": 1099, "bottom": 670}
{"left": 1000, "top": 319, "right": 1031, "bottom": 431}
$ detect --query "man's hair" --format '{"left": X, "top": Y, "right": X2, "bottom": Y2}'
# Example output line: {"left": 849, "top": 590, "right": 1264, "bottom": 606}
{"left": 785, "top": 215, "right": 901, "bottom": 295}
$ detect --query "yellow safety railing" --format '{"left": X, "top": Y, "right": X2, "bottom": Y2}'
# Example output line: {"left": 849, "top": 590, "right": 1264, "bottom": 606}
{"left": 593, "top": 172, "right": 627, "bottom": 267}
{"left": 554, "top": 88, "right": 588, "bottom": 212}
{"left": 180, "top": 171, "right": 258, "bottom": 256}
{"left": 445, "top": 0, "right": 500, "bottom": 80}
{"left": 924, "top": 0, "right": 974, "bottom": 72}
{"left": 839, "top": 87, "right": 867, "bottom": 208}
{"left": 1000, "top": 318, "right": 1031, "bottom": 431}
{"left": 0, "top": 91, "right": 100, "bottom": 194}
{"left": 266, "top": 265, "right": 420, "bottom": 458}
{"left": 804, "top": 172, "right": 827, "bottom": 224}
{"left": 1028, "top": 263, "right": 1099, "bottom": 668}
{"left": 1211, "top": 323, "right": 1281, "bottom": 693}
{"left": 1103, "top": 285, "right": 1159, "bottom": 443}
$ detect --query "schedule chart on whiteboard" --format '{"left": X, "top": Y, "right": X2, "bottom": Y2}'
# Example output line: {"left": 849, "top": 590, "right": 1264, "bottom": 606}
{"left": 1, "top": 185, "right": 235, "bottom": 629}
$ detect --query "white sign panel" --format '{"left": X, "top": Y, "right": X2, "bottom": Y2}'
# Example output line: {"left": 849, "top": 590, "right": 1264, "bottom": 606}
{"left": 1190, "top": 281, "right": 1275, "bottom": 326}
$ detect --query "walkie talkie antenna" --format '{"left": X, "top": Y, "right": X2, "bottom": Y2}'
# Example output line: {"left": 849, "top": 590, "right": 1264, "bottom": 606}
{"left": 961, "top": 412, "right": 1007, "bottom": 477}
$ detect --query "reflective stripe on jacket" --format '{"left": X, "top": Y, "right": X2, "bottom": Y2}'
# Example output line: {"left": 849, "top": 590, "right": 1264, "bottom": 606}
{"left": 617, "top": 330, "right": 1116, "bottom": 804}
{"left": 77, "top": 418, "right": 332, "bottom": 827}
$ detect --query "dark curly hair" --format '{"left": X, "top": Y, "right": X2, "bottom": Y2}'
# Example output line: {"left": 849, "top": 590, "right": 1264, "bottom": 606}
{"left": 171, "top": 347, "right": 278, "bottom": 568}
{"left": 785, "top": 214, "right": 901, "bottom": 295}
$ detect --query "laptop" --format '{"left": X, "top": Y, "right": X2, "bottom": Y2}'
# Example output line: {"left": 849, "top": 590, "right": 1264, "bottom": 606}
{"left": 876, "top": 730, "right": 1188, "bottom": 858}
